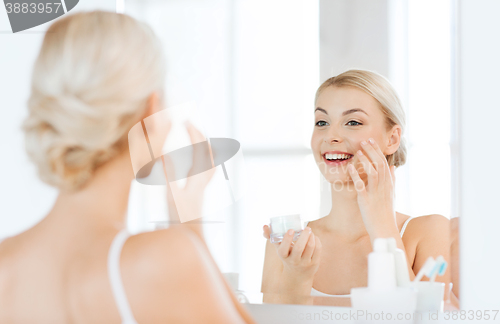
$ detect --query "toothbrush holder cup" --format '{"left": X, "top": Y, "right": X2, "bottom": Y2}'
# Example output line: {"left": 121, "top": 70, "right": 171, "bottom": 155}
{"left": 413, "top": 281, "right": 445, "bottom": 312}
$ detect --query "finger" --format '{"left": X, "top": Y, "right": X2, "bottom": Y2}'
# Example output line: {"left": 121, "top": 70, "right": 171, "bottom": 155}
{"left": 187, "top": 142, "right": 212, "bottom": 177}
{"left": 162, "top": 155, "right": 178, "bottom": 192}
{"left": 356, "top": 150, "right": 378, "bottom": 191}
{"left": 311, "top": 234, "right": 322, "bottom": 264}
{"left": 276, "top": 229, "right": 295, "bottom": 259}
{"left": 135, "top": 119, "right": 172, "bottom": 179}
{"left": 186, "top": 121, "right": 213, "bottom": 169}
{"left": 348, "top": 163, "right": 366, "bottom": 195}
{"left": 289, "top": 227, "right": 312, "bottom": 260}
{"left": 365, "top": 138, "right": 392, "bottom": 185}
{"left": 367, "top": 137, "right": 386, "bottom": 160}
{"left": 301, "top": 232, "right": 316, "bottom": 261}
{"left": 185, "top": 123, "right": 215, "bottom": 188}
{"left": 263, "top": 225, "right": 271, "bottom": 240}
{"left": 162, "top": 118, "right": 173, "bottom": 142}
{"left": 185, "top": 123, "right": 215, "bottom": 189}
{"left": 162, "top": 155, "right": 181, "bottom": 221}
{"left": 186, "top": 121, "right": 207, "bottom": 144}
{"left": 356, "top": 149, "right": 376, "bottom": 176}
{"left": 186, "top": 166, "right": 216, "bottom": 193}
{"left": 360, "top": 138, "right": 385, "bottom": 172}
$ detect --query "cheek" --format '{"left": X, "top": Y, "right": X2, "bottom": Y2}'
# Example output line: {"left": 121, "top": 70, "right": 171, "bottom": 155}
{"left": 310, "top": 132, "right": 320, "bottom": 150}
{"left": 347, "top": 139, "right": 362, "bottom": 153}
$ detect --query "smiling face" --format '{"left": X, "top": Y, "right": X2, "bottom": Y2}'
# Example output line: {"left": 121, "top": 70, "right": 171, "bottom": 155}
{"left": 311, "top": 85, "right": 400, "bottom": 184}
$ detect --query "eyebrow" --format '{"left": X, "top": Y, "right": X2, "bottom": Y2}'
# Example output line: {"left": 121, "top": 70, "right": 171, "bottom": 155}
{"left": 314, "top": 107, "right": 369, "bottom": 116}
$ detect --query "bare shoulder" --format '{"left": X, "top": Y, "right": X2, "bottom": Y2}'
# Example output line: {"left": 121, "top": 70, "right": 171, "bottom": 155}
{"left": 404, "top": 214, "right": 451, "bottom": 249}
{"left": 396, "top": 212, "right": 450, "bottom": 229}
{"left": 409, "top": 214, "right": 450, "bottom": 233}
{"left": 122, "top": 226, "right": 206, "bottom": 299}
{"left": 398, "top": 213, "right": 450, "bottom": 243}
{"left": 126, "top": 226, "right": 204, "bottom": 271}
{"left": 121, "top": 227, "right": 242, "bottom": 323}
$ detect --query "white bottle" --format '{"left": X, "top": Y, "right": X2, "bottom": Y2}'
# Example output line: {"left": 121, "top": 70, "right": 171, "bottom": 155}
{"left": 351, "top": 238, "right": 417, "bottom": 320}
{"left": 368, "top": 238, "right": 397, "bottom": 290}
{"left": 386, "top": 237, "right": 411, "bottom": 288}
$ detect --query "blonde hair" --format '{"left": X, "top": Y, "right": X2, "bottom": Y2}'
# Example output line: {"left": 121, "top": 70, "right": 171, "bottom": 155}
{"left": 315, "top": 69, "right": 407, "bottom": 167}
{"left": 23, "top": 11, "right": 165, "bottom": 190}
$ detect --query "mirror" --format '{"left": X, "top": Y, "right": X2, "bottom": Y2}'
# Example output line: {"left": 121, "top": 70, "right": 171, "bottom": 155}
{"left": 124, "top": 0, "right": 459, "bottom": 311}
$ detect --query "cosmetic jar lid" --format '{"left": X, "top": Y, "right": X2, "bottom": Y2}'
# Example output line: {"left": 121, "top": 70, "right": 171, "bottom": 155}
{"left": 269, "top": 214, "right": 303, "bottom": 234}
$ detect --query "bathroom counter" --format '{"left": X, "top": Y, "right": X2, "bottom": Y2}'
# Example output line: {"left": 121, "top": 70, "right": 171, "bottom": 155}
{"left": 241, "top": 291, "right": 460, "bottom": 324}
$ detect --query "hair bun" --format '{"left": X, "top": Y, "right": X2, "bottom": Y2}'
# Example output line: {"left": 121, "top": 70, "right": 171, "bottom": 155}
{"left": 23, "top": 109, "right": 115, "bottom": 190}
{"left": 24, "top": 11, "right": 165, "bottom": 191}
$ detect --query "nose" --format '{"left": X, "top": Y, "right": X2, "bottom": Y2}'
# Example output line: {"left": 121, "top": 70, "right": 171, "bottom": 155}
{"left": 324, "top": 127, "right": 342, "bottom": 144}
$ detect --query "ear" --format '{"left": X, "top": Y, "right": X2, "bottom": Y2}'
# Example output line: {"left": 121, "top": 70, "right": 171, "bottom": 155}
{"left": 385, "top": 125, "right": 402, "bottom": 155}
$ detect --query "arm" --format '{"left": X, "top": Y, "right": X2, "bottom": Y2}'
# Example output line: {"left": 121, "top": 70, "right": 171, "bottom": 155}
{"left": 261, "top": 227, "right": 321, "bottom": 304}
{"left": 123, "top": 227, "right": 256, "bottom": 324}
{"left": 409, "top": 215, "right": 454, "bottom": 303}
{"left": 163, "top": 123, "right": 215, "bottom": 246}
{"left": 261, "top": 240, "right": 315, "bottom": 305}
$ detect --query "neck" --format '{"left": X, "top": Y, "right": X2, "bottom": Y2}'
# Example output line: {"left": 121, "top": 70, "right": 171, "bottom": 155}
{"left": 319, "top": 180, "right": 369, "bottom": 239}
{"left": 44, "top": 150, "right": 135, "bottom": 234}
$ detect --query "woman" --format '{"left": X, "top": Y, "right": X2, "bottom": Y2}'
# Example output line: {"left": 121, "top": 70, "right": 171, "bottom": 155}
{"left": 0, "top": 11, "right": 256, "bottom": 324}
{"left": 261, "top": 70, "right": 456, "bottom": 306}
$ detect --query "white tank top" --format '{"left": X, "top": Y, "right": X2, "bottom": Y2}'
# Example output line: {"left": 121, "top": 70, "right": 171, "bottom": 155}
{"left": 107, "top": 229, "right": 139, "bottom": 324}
{"left": 308, "top": 217, "right": 414, "bottom": 297}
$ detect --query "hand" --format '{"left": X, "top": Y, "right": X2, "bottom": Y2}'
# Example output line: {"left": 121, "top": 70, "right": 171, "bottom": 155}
{"left": 347, "top": 138, "right": 398, "bottom": 238}
{"left": 164, "top": 122, "right": 216, "bottom": 224}
{"left": 263, "top": 225, "right": 322, "bottom": 286}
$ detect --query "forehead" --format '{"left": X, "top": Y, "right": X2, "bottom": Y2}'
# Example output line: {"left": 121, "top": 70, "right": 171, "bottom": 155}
{"left": 315, "top": 86, "right": 382, "bottom": 116}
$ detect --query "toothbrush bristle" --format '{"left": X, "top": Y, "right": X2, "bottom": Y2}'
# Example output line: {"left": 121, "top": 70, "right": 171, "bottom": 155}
{"left": 438, "top": 261, "right": 448, "bottom": 275}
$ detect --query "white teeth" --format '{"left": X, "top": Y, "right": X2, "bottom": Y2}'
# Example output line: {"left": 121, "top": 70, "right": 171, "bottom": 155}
{"left": 325, "top": 153, "right": 352, "bottom": 160}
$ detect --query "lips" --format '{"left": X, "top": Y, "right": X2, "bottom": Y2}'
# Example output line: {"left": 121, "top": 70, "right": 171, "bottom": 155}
{"left": 322, "top": 154, "right": 354, "bottom": 166}
{"left": 321, "top": 151, "right": 354, "bottom": 166}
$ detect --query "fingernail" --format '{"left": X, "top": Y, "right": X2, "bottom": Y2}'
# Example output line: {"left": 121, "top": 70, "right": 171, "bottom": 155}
{"left": 361, "top": 141, "right": 367, "bottom": 146}
{"left": 306, "top": 227, "right": 312, "bottom": 232}
{"left": 369, "top": 138, "right": 375, "bottom": 144}
{"left": 287, "top": 229, "right": 294, "bottom": 235}
{"left": 357, "top": 150, "right": 363, "bottom": 156}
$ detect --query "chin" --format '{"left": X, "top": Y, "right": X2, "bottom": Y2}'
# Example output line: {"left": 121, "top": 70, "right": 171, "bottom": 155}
{"left": 323, "top": 173, "right": 351, "bottom": 184}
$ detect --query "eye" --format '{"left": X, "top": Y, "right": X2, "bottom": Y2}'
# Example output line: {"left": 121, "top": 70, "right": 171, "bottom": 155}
{"left": 316, "top": 120, "right": 329, "bottom": 127}
{"left": 347, "top": 120, "right": 362, "bottom": 126}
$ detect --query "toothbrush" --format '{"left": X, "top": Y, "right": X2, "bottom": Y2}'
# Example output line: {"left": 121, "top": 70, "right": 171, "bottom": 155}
{"left": 413, "top": 257, "right": 435, "bottom": 282}
{"left": 430, "top": 256, "right": 447, "bottom": 282}
{"left": 427, "top": 257, "right": 442, "bottom": 281}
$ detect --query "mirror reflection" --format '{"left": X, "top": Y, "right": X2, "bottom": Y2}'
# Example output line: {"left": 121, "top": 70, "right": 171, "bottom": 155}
{"left": 0, "top": 0, "right": 464, "bottom": 321}
{"left": 121, "top": 0, "right": 459, "bottom": 311}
